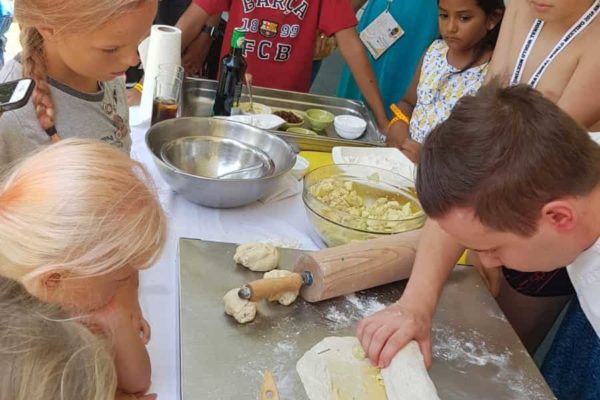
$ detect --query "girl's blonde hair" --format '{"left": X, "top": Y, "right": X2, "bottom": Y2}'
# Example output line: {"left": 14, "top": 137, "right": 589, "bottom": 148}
{"left": 0, "top": 138, "right": 166, "bottom": 282}
{"left": 0, "top": 275, "right": 117, "bottom": 400}
{"left": 14, "top": 0, "right": 149, "bottom": 139}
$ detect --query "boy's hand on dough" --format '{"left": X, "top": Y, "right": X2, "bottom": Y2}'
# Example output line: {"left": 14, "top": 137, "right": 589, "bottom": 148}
{"left": 357, "top": 299, "right": 433, "bottom": 368}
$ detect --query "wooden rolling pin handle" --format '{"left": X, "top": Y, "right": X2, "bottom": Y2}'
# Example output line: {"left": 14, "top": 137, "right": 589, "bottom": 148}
{"left": 238, "top": 273, "right": 305, "bottom": 302}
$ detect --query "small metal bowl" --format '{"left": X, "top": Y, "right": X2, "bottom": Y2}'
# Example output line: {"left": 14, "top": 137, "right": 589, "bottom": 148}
{"left": 160, "top": 136, "right": 274, "bottom": 180}
{"left": 146, "top": 117, "right": 296, "bottom": 208}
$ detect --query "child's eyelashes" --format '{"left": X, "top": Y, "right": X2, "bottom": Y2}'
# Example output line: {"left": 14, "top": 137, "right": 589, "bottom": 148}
{"left": 101, "top": 48, "right": 118, "bottom": 54}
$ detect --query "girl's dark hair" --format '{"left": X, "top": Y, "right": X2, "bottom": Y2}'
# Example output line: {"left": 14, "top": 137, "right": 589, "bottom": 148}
{"left": 451, "top": 0, "right": 505, "bottom": 73}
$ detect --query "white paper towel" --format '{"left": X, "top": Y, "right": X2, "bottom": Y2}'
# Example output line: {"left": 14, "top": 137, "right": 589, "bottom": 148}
{"left": 132, "top": 25, "right": 181, "bottom": 126}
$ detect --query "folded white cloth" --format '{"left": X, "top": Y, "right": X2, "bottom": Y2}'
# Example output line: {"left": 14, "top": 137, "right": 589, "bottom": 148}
{"left": 259, "top": 172, "right": 302, "bottom": 204}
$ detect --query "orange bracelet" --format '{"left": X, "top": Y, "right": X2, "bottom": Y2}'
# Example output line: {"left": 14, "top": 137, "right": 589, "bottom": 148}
{"left": 389, "top": 103, "right": 409, "bottom": 127}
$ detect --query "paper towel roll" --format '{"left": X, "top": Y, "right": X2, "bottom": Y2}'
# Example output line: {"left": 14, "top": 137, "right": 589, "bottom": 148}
{"left": 137, "top": 25, "right": 182, "bottom": 124}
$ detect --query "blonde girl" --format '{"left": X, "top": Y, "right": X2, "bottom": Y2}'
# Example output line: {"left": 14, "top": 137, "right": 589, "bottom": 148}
{"left": 0, "top": 139, "right": 167, "bottom": 396}
{"left": 0, "top": 275, "right": 117, "bottom": 400}
{"left": 0, "top": 0, "right": 158, "bottom": 168}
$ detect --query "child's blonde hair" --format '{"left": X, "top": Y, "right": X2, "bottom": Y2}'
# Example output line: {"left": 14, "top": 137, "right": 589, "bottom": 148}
{"left": 14, "top": 0, "right": 149, "bottom": 138}
{"left": 0, "top": 275, "right": 117, "bottom": 400}
{"left": 0, "top": 138, "right": 166, "bottom": 282}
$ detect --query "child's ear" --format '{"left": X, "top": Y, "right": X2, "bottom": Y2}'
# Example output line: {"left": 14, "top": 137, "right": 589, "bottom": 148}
{"left": 37, "top": 27, "right": 57, "bottom": 41}
{"left": 22, "top": 270, "right": 66, "bottom": 303}
{"left": 541, "top": 200, "right": 576, "bottom": 233}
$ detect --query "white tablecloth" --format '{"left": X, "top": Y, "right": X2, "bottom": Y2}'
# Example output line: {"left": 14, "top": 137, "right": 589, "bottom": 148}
{"left": 129, "top": 123, "right": 322, "bottom": 399}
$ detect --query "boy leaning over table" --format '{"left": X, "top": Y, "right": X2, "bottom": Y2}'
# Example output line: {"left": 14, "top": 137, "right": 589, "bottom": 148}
{"left": 357, "top": 83, "right": 600, "bottom": 399}
{"left": 175, "top": 0, "right": 389, "bottom": 131}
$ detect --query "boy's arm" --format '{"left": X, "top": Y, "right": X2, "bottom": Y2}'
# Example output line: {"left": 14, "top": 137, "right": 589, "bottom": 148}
{"left": 182, "top": 14, "right": 222, "bottom": 76}
{"left": 335, "top": 27, "right": 389, "bottom": 131}
{"left": 486, "top": 0, "right": 518, "bottom": 84}
{"left": 557, "top": 51, "right": 600, "bottom": 129}
{"left": 351, "top": 0, "right": 368, "bottom": 12}
{"left": 176, "top": 2, "right": 211, "bottom": 50}
{"left": 357, "top": 219, "right": 464, "bottom": 368}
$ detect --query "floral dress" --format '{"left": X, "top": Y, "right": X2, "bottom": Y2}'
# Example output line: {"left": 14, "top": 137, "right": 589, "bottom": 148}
{"left": 410, "top": 39, "right": 489, "bottom": 143}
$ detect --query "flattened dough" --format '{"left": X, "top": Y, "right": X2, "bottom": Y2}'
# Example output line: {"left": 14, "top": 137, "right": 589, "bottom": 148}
{"left": 233, "top": 243, "right": 279, "bottom": 272}
{"left": 223, "top": 288, "right": 257, "bottom": 324}
{"left": 263, "top": 269, "right": 299, "bottom": 306}
{"left": 297, "top": 337, "right": 439, "bottom": 400}
{"left": 297, "top": 336, "right": 387, "bottom": 400}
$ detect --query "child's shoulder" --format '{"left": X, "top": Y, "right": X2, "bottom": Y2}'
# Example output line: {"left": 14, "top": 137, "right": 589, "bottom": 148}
{"left": 424, "top": 39, "right": 448, "bottom": 60}
{"left": 427, "top": 39, "right": 448, "bottom": 54}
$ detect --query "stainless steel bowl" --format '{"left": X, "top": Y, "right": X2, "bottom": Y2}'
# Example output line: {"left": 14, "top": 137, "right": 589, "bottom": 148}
{"left": 160, "top": 136, "right": 275, "bottom": 179}
{"left": 146, "top": 117, "right": 296, "bottom": 208}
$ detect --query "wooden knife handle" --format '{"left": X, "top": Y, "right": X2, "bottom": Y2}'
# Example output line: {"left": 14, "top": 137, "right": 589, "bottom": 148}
{"left": 241, "top": 273, "right": 304, "bottom": 302}
{"left": 260, "top": 370, "right": 280, "bottom": 400}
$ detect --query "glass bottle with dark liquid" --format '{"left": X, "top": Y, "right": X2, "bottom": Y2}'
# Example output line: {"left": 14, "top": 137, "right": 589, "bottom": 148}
{"left": 213, "top": 28, "right": 247, "bottom": 116}
{"left": 151, "top": 97, "right": 178, "bottom": 125}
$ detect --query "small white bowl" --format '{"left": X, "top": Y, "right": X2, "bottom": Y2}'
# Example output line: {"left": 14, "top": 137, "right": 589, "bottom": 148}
{"left": 334, "top": 115, "right": 367, "bottom": 139}
{"left": 291, "top": 155, "right": 309, "bottom": 180}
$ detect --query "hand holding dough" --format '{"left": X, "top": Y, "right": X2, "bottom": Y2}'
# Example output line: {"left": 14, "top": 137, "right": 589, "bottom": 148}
{"left": 263, "top": 269, "right": 299, "bottom": 306}
{"left": 223, "top": 288, "right": 257, "bottom": 324}
{"left": 234, "top": 243, "right": 279, "bottom": 272}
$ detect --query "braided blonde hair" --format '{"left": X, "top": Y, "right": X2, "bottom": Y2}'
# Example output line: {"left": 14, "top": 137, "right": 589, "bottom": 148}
{"left": 0, "top": 276, "right": 117, "bottom": 400}
{"left": 14, "top": 0, "right": 149, "bottom": 142}
{"left": 0, "top": 138, "right": 166, "bottom": 283}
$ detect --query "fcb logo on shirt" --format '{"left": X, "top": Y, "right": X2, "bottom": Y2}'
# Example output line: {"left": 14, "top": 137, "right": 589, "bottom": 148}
{"left": 260, "top": 20, "right": 279, "bottom": 38}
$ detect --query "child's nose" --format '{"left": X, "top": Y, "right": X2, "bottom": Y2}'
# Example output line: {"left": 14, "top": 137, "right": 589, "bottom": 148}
{"left": 124, "top": 49, "right": 141, "bottom": 68}
{"left": 448, "top": 18, "right": 459, "bottom": 33}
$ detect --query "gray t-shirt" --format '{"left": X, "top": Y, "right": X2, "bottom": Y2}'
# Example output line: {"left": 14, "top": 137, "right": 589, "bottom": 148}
{"left": 0, "top": 58, "right": 131, "bottom": 169}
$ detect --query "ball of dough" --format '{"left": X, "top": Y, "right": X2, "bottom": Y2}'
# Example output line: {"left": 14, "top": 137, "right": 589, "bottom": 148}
{"left": 223, "top": 288, "right": 257, "bottom": 324}
{"left": 234, "top": 243, "right": 279, "bottom": 272}
{"left": 263, "top": 269, "right": 299, "bottom": 306}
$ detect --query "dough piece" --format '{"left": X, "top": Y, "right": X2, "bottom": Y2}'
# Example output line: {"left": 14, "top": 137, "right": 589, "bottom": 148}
{"left": 233, "top": 243, "right": 279, "bottom": 272}
{"left": 263, "top": 269, "right": 299, "bottom": 306}
{"left": 297, "top": 337, "right": 439, "bottom": 400}
{"left": 381, "top": 341, "right": 440, "bottom": 400}
{"left": 223, "top": 288, "right": 257, "bottom": 324}
{"left": 297, "top": 336, "right": 387, "bottom": 400}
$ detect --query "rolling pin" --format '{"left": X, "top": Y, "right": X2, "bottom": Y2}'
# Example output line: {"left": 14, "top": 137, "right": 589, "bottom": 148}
{"left": 238, "top": 229, "right": 421, "bottom": 303}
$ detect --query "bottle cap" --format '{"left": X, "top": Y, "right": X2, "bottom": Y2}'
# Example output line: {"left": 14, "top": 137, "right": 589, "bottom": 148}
{"left": 231, "top": 28, "right": 246, "bottom": 49}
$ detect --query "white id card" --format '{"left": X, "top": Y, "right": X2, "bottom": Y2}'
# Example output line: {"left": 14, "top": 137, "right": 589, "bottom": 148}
{"left": 359, "top": 11, "right": 404, "bottom": 59}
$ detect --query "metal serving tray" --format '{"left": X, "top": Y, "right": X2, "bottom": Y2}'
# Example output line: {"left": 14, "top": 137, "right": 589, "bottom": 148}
{"left": 179, "top": 239, "right": 555, "bottom": 400}
{"left": 181, "top": 78, "right": 385, "bottom": 152}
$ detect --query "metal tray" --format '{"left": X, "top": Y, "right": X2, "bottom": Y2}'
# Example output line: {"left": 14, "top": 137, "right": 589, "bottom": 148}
{"left": 179, "top": 239, "right": 554, "bottom": 400}
{"left": 181, "top": 78, "right": 385, "bottom": 152}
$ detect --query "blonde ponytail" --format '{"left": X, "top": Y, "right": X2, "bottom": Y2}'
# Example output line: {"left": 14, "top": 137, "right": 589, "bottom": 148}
{"left": 14, "top": 0, "right": 149, "bottom": 142}
{"left": 19, "top": 26, "right": 59, "bottom": 142}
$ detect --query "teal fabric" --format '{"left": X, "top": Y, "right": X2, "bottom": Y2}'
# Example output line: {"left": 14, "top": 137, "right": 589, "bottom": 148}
{"left": 336, "top": 0, "right": 439, "bottom": 117}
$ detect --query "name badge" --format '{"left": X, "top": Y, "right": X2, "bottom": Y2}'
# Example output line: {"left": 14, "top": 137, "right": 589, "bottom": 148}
{"left": 359, "top": 11, "right": 404, "bottom": 59}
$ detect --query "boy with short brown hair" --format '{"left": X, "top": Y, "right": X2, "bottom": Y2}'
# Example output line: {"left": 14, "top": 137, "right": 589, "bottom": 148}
{"left": 358, "top": 83, "right": 600, "bottom": 397}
